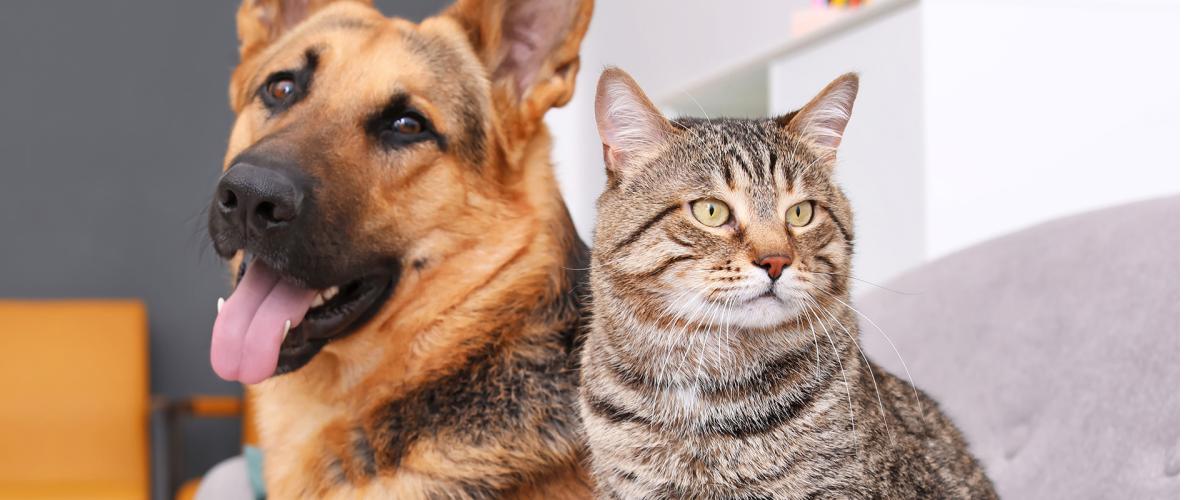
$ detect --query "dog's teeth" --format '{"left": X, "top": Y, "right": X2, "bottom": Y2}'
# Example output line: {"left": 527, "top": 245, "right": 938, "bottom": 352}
{"left": 308, "top": 287, "right": 339, "bottom": 309}
{"left": 283, "top": 320, "right": 292, "bottom": 338}
{"left": 217, "top": 297, "right": 224, "bottom": 313}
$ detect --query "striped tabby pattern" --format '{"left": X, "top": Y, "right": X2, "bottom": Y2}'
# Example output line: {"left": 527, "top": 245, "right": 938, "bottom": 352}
{"left": 580, "top": 69, "right": 997, "bottom": 499}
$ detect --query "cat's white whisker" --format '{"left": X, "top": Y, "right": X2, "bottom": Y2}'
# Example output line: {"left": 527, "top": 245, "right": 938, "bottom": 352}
{"left": 715, "top": 295, "right": 734, "bottom": 382}
{"left": 810, "top": 302, "right": 860, "bottom": 457}
{"left": 657, "top": 288, "right": 696, "bottom": 374}
{"left": 686, "top": 301, "right": 719, "bottom": 399}
{"left": 705, "top": 297, "right": 731, "bottom": 374}
{"left": 814, "top": 302, "right": 895, "bottom": 444}
{"left": 800, "top": 297, "right": 821, "bottom": 371}
{"left": 681, "top": 91, "right": 711, "bottom": 121}
{"left": 813, "top": 286, "right": 925, "bottom": 417}
{"left": 681, "top": 298, "right": 705, "bottom": 378}
{"left": 797, "top": 303, "right": 821, "bottom": 375}
{"left": 799, "top": 270, "right": 920, "bottom": 296}
{"left": 694, "top": 296, "right": 725, "bottom": 379}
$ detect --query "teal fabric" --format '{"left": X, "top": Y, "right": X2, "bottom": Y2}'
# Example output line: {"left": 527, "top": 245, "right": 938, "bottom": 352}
{"left": 243, "top": 445, "right": 267, "bottom": 500}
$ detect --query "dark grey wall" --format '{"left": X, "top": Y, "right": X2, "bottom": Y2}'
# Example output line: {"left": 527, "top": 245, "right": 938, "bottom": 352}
{"left": 0, "top": 1, "right": 448, "bottom": 497}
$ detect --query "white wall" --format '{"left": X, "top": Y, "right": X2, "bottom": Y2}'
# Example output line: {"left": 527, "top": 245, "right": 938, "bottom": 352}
{"left": 922, "top": 0, "right": 1179, "bottom": 257}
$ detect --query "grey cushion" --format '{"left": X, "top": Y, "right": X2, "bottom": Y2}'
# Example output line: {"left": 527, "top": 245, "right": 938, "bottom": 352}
{"left": 858, "top": 196, "right": 1179, "bottom": 499}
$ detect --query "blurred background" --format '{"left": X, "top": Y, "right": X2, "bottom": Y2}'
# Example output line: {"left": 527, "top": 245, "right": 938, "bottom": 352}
{"left": 0, "top": 1, "right": 1179, "bottom": 499}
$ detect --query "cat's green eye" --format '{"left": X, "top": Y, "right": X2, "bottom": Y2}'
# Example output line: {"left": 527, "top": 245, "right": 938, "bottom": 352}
{"left": 786, "top": 201, "right": 815, "bottom": 227}
{"left": 691, "top": 198, "right": 731, "bottom": 227}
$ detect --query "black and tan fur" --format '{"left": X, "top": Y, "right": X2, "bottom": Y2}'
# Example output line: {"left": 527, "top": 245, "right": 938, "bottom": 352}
{"left": 212, "top": 0, "right": 595, "bottom": 497}
{"left": 580, "top": 68, "right": 996, "bottom": 499}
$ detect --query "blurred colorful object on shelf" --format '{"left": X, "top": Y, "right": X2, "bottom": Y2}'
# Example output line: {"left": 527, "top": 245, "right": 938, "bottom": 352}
{"left": 795, "top": 0, "right": 872, "bottom": 36}
{"left": 813, "top": 0, "right": 868, "bottom": 7}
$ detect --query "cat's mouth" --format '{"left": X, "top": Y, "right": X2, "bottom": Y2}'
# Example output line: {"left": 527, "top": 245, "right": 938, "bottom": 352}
{"left": 753, "top": 289, "right": 781, "bottom": 301}
{"left": 750, "top": 284, "right": 787, "bottom": 303}
{"left": 711, "top": 291, "right": 793, "bottom": 330}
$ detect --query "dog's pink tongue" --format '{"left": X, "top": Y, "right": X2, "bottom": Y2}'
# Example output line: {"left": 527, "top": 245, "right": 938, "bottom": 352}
{"left": 211, "top": 260, "right": 318, "bottom": 385}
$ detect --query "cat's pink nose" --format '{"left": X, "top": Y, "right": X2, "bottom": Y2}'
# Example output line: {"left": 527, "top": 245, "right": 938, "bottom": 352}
{"left": 754, "top": 255, "right": 793, "bottom": 281}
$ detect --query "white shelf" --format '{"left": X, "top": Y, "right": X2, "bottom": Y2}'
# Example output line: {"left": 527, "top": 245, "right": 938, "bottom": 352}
{"left": 658, "top": 0, "right": 916, "bottom": 118}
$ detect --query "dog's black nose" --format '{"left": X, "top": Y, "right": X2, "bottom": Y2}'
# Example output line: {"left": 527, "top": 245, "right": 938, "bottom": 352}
{"left": 216, "top": 164, "right": 303, "bottom": 232}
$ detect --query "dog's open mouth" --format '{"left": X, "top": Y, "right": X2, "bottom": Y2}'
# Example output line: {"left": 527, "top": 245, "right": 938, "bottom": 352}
{"left": 210, "top": 256, "right": 395, "bottom": 384}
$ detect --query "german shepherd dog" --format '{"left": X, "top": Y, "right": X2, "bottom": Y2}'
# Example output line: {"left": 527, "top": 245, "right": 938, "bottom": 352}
{"left": 206, "top": 0, "right": 593, "bottom": 497}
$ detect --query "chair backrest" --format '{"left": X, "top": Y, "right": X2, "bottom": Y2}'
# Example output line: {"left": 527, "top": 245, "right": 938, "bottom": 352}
{"left": 242, "top": 391, "right": 259, "bottom": 446}
{"left": 0, "top": 300, "right": 148, "bottom": 498}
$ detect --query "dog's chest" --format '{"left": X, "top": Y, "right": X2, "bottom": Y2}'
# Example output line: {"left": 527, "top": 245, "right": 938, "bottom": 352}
{"left": 251, "top": 380, "right": 348, "bottom": 487}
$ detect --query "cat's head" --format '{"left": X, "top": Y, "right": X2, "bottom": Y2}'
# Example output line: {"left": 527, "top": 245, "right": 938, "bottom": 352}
{"left": 591, "top": 68, "right": 858, "bottom": 331}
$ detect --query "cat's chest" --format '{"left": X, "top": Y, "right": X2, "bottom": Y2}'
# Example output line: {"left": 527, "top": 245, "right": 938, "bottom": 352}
{"left": 633, "top": 421, "right": 844, "bottom": 491}
{"left": 633, "top": 382, "right": 738, "bottom": 425}
{"left": 673, "top": 384, "right": 701, "bottom": 409}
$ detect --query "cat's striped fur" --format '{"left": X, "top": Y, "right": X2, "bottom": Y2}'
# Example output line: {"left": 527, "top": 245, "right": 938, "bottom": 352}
{"left": 580, "top": 68, "right": 996, "bottom": 499}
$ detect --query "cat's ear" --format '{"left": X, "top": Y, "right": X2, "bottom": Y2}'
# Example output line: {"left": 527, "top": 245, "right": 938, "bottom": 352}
{"left": 778, "top": 73, "right": 859, "bottom": 150}
{"left": 595, "top": 67, "right": 675, "bottom": 181}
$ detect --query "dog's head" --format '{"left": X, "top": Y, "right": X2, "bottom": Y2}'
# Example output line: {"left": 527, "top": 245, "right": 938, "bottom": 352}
{"left": 208, "top": 0, "right": 592, "bottom": 384}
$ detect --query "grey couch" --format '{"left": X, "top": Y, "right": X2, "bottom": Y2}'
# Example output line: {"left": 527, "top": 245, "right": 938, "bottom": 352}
{"left": 858, "top": 195, "right": 1180, "bottom": 499}
{"left": 197, "top": 196, "right": 1180, "bottom": 499}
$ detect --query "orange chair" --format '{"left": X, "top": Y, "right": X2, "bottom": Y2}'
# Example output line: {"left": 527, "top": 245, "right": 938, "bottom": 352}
{"left": 0, "top": 300, "right": 149, "bottom": 500}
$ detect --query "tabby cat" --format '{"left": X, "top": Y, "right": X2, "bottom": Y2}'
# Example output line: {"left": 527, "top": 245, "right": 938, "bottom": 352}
{"left": 579, "top": 68, "right": 997, "bottom": 499}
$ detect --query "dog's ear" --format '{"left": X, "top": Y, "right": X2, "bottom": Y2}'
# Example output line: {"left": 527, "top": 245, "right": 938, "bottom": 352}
{"left": 236, "top": 0, "right": 372, "bottom": 61}
{"left": 446, "top": 0, "right": 594, "bottom": 129}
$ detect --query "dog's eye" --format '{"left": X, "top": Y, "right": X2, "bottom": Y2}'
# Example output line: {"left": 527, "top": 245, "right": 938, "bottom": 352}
{"left": 390, "top": 115, "right": 424, "bottom": 135}
{"left": 369, "top": 103, "right": 438, "bottom": 150}
{"left": 268, "top": 79, "right": 295, "bottom": 101}
{"left": 377, "top": 111, "right": 434, "bottom": 148}
{"left": 260, "top": 74, "right": 301, "bottom": 111}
